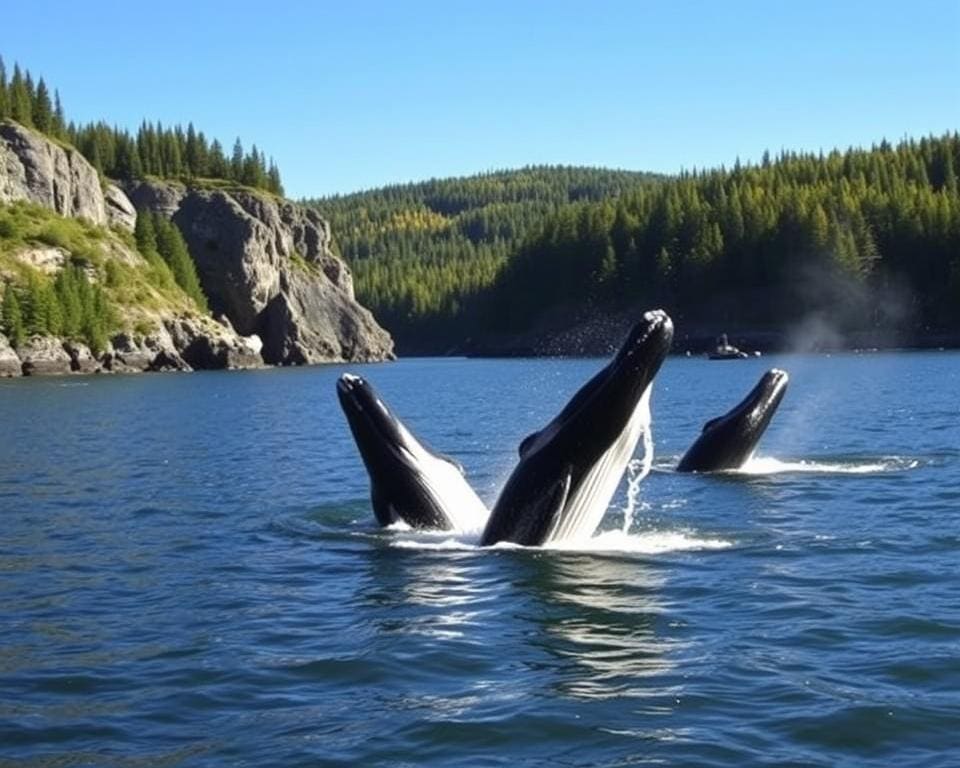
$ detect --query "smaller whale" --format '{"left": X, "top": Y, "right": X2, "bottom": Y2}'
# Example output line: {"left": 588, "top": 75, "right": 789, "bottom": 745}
{"left": 336, "top": 373, "right": 488, "bottom": 532}
{"left": 677, "top": 368, "right": 789, "bottom": 472}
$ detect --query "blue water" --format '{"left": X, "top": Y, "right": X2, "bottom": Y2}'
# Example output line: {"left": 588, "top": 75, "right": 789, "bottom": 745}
{"left": 1, "top": 353, "right": 959, "bottom": 767}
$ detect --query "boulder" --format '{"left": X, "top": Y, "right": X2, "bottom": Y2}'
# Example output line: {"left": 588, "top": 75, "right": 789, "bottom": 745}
{"left": 0, "top": 334, "right": 22, "bottom": 377}
{"left": 104, "top": 183, "right": 137, "bottom": 231}
{"left": 63, "top": 340, "right": 101, "bottom": 373}
{"left": 18, "top": 335, "right": 73, "bottom": 376}
{"left": 165, "top": 316, "right": 264, "bottom": 370}
{"left": 104, "top": 327, "right": 190, "bottom": 373}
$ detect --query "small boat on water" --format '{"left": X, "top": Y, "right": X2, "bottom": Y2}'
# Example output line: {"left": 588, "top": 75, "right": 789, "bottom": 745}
{"left": 708, "top": 333, "right": 750, "bottom": 360}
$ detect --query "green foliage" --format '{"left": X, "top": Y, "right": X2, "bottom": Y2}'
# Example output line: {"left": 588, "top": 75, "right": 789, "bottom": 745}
{"left": 151, "top": 214, "right": 208, "bottom": 311}
{"left": 483, "top": 133, "right": 960, "bottom": 336}
{"left": 316, "top": 136, "right": 960, "bottom": 349}
{"left": 307, "top": 166, "right": 661, "bottom": 348}
{"left": 1, "top": 55, "right": 284, "bottom": 194}
{"left": 0, "top": 266, "right": 112, "bottom": 352}
{"left": 1, "top": 282, "right": 24, "bottom": 346}
{"left": 0, "top": 200, "right": 203, "bottom": 350}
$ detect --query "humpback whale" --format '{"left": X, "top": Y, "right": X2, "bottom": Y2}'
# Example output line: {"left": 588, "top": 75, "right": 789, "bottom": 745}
{"left": 480, "top": 310, "right": 674, "bottom": 547}
{"left": 677, "top": 368, "right": 789, "bottom": 472}
{"left": 337, "top": 374, "right": 488, "bottom": 532}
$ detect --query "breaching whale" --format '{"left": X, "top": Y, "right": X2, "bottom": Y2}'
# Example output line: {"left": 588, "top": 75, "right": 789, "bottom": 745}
{"left": 677, "top": 368, "right": 789, "bottom": 473}
{"left": 336, "top": 373, "right": 488, "bottom": 532}
{"left": 480, "top": 310, "right": 674, "bottom": 547}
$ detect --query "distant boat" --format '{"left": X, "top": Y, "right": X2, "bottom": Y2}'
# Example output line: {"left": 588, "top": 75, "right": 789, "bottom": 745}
{"left": 708, "top": 333, "right": 750, "bottom": 360}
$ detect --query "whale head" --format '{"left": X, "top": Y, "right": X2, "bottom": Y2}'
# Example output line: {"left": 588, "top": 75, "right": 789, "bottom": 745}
{"left": 337, "top": 373, "right": 488, "bottom": 531}
{"left": 677, "top": 368, "right": 789, "bottom": 473}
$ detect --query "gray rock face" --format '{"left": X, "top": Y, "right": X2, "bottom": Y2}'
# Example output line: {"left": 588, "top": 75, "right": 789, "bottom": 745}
{"left": 126, "top": 179, "right": 393, "bottom": 364}
{"left": 165, "top": 316, "right": 263, "bottom": 370}
{"left": 0, "top": 121, "right": 135, "bottom": 229}
{"left": 0, "top": 334, "right": 22, "bottom": 377}
{"left": 124, "top": 179, "right": 185, "bottom": 219}
{"left": 104, "top": 183, "right": 137, "bottom": 231}
{"left": 18, "top": 335, "right": 73, "bottom": 376}
{"left": 104, "top": 327, "right": 189, "bottom": 373}
{"left": 261, "top": 267, "right": 393, "bottom": 364}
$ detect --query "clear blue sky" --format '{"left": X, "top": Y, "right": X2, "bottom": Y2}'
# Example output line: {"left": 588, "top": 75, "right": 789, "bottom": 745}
{"left": 5, "top": 0, "right": 958, "bottom": 198}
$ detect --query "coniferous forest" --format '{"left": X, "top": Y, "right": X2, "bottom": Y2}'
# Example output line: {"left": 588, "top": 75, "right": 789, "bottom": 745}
{"left": 308, "top": 167, "right": 662, "bottom": 348}
{"left": 312, "top": 136, "right": 960, "bottom": 352}
{"left": 0, "top": 57, "right": 283, "bottom": 194}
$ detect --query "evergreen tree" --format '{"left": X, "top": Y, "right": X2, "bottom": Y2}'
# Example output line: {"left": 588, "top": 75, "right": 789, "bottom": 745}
{"left": 0, "top": 56, "right": 8, "bottom": 119}
{"left": 231, "top": 138, "right": 244, "bottom": 180}
{"left": 52, "top": 89, "right": 66, "bottom": 137}
{"left": 2, "top": 284, "right": 25, "bottom": 347}
{"left": 32, "top": 77, "right": 53, "bottom": 133}
{"left": 9, "top": 64, "right": 32, "bottom": 126}
{"left": 153, "top": 215, "right": 207, "bottom": 310}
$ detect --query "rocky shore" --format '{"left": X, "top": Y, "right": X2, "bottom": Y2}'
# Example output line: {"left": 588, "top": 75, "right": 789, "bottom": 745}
{"left": 1, "top": 119, "right": 394, "bottom": 377}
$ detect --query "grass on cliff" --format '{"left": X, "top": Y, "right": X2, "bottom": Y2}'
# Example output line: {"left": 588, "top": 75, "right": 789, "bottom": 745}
{"left": 0, "top": 200, "right": 207, "bottom": 350}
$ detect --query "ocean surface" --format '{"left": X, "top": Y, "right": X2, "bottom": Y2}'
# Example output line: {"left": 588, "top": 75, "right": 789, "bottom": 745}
{"left": 1, "top": 352, "right": 959, "bottom": 767}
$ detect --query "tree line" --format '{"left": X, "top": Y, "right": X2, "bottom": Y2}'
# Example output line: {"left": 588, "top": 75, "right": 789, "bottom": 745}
{"left": 307, "top": 166, "right": 661, "bottom": 348}
{"left": 484, "top": 134, "right": 960, "bottom": 337}
{"left": 313, "top": 135, "right": 959, "bottom": 350}
{"left": 0, "top": 56, "right": 283, "bottom": 194}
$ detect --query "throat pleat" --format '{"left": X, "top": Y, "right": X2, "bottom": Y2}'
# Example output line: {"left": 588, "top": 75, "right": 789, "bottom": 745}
{"left": 545, "top": 386, "right": 652, "bottom": 544}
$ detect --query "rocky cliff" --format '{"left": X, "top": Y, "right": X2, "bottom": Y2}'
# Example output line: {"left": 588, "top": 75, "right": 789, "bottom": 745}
{"left": 1, "top": 121, "right": 135, "bottom": 231}
{"left": 125, "top": 180, "right": 393, "bottom": 364}
{"left": 1, "top": 119, "right": 394, "bottom": 375}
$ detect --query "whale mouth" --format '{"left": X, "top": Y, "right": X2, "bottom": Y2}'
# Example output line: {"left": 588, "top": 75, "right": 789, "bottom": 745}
{"left": 336, "top": 374, "right": 414, "bottom": 463}
{"left": 736, "top": 368, "right": 789, "bottom": 428}
{"left": 611, "top": 309, "right": 674, "bottom": 385}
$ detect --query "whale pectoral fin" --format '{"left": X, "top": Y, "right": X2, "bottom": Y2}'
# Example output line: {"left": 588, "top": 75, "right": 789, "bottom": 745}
{"left": 519, "top": 431, "right": 540, "bottom": 457}
{"left": 702, "top": 416, "right": 724, "bottom": 434}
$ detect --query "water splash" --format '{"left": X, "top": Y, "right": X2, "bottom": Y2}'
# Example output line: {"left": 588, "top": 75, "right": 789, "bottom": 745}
{"left": 617, "top": 397, "right": 655, "bottom": 534}
{"left": 737, "top": 456, "right": 920, "bottom": 475}
{"left": 388, "top": 527, "right": 731, "bottom": 554}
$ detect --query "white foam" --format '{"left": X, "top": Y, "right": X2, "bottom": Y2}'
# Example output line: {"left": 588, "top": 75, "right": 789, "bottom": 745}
{"left": 388, "top": 526, "right": 732, "bottom": 555}
{"left": 736, "top": 456, "right": 919, "bottom": 475}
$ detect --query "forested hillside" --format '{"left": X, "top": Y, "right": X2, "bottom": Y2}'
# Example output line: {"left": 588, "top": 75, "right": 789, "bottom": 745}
{"left": 486, "top": 134, "right": 960, "bottom": 339}
{"left": 315, "top": 135, "right": 959, "bottom": 352}
{"left": 307, "top": 167, "right": 661, "bottom": 348}
{"left": 0, "top": 56, "right": 283, "bottom": 194}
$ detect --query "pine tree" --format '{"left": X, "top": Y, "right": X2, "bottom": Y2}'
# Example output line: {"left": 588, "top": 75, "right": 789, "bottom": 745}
{"left": 153, "top": 215, "right": 207, "bottom": 310}
{"left": 230, "top": 138, "right": 244, "bottom": 181}
{"left": 32, "top": 77, "right": 53, "bottom": 133}
{"left": 9, "top": 64, "right": 32, "bottom": 126}
{"left": 2, "top": 284, "right": 25, "bottom": 347}
{"left": 52, "top": 90, "right": 66, "bottom": 138}
{"left": 0, "top": 56, "right": 8, "bottom": 119}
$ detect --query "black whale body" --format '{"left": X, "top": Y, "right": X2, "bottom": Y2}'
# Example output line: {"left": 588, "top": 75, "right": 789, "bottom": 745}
{"left": 677, "top": 368, "right": 789, "bottom": 473}
{"left": 480, "top": 310, "right": 674, "bottom": 547}
{"left": 337, "top": 373, "right": 488, "bottom": 531}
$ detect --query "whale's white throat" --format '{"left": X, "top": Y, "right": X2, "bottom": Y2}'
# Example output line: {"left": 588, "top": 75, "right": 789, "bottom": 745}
{"left": 394, "top": 420, "right": 489, "bottom": 534}
{"left": 544, "top": 383, "right": 653, "bottom": 544}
